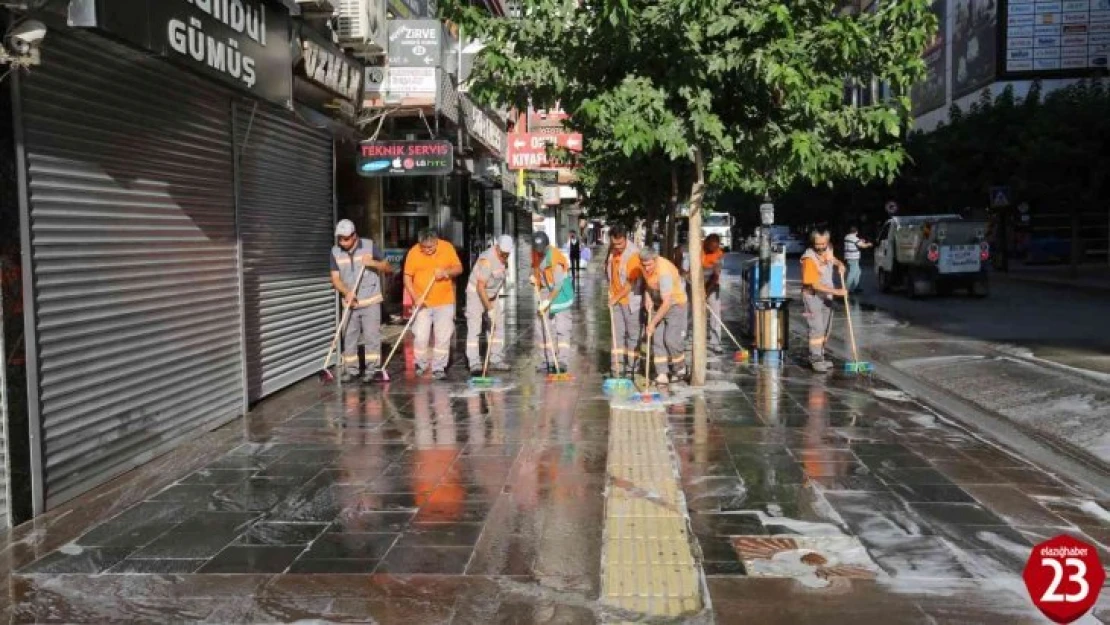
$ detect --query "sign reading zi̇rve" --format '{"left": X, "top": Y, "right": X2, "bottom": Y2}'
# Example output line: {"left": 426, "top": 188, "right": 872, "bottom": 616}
{"left": 358, "top": 140, "right": 454, "bottom": 177}
{"left": 70, "top": 0, "right": 293, "bottom": 108}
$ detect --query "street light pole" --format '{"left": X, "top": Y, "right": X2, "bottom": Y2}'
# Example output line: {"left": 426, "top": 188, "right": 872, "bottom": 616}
{"left": 758, "top": 195, "right": 774, "bottom": 300}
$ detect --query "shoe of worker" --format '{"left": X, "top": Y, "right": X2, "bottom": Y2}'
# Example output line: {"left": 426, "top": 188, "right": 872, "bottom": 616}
{"left": 811, "top": 360, "right": 832, "bottom": 373}
{"left": 432, "top": 370, "right": 448, "bottom": 380}
{"left": 340, "top": 370, "right": 357, "bottom": 383}
{"left": 490, "top": 362, "right": 511, "bottom": 372}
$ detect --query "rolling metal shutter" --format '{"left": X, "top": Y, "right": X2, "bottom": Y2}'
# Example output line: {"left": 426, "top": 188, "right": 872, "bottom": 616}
{"left": 236, "top": 104, "right": 335, "bottom": 402}
{"left": 20, "top": 31, "right": 244, "bottom": 508}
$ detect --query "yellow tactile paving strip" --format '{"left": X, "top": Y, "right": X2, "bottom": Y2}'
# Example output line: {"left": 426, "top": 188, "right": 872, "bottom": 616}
{"left": 602, "top": 406, "right": 703, "bottom": 620}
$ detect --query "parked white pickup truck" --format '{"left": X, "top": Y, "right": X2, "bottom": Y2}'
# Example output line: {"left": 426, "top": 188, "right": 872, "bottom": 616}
{"left": 874, "top": 215, "right": 990, "bottom": 298}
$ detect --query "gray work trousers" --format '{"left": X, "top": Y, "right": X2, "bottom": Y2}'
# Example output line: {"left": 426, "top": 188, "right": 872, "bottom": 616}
{"left": 610, "top": 301, "right": 641, "bottom": 372}
{"left": 343, "top": 305, "right": 381, "bottom": 374}
{"left": 536, "top": 310, "right": 572, "bottom": 367}
{"left": 413, "top": 304, "right": 455, "bottom": 372}
{"left": 465, "top": 291, "right": 505, "bottom": 368}
{"left": 652, "top": 304, "right": 688, "bottom": 374}
{"left": 707, "top": 287, "right": 722, "bottom": 350}
{"left": 802, "top": 291, "right": 833, "bottom": 361}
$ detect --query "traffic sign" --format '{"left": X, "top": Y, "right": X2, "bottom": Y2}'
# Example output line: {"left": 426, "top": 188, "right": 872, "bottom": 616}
{"left": 1022, "top": 534, "right": 1104, "bottom": 623}
{"left": 506, "top": 132, "right": 583, "bottom": 170}
{"left": 990, "top": 186, "right": 1011, "bottom": 208}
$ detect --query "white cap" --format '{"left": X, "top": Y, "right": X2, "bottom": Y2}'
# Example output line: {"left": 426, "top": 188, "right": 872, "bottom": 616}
{"left": 335, "top": 219, "right": 356, "bottom": 237}
{"left": 496, "top": 235, "right": 514, "bottom": 253}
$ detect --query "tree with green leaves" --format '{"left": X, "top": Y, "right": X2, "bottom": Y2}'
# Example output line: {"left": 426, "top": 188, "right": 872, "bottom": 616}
{"left": 444, "top": 0, "right": 936, "bottom": 385}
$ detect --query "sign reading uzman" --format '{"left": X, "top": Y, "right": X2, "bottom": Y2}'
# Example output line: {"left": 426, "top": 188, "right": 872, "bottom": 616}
{"left": 506, "top": 132, "right": 583, "bottom": 170}
{"left": 358, "top": 140, "right": 454, "bottom": 177}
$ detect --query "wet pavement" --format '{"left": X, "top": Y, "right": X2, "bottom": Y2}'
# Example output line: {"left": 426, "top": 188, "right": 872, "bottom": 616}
{"left": 2, "top": 256, "right": 1110, "bottom": 623}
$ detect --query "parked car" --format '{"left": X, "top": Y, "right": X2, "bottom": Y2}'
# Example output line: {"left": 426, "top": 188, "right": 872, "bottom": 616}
{"left": 874, "top": 214, "right": 990, "bottom": 297}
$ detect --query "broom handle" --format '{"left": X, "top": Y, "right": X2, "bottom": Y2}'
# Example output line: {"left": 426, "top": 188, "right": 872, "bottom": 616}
{"left": 323, "top": 268, "right": 367, "bottom": 370}
{"left": 645, "top": 305, "right": 653, "bottom": 382}
{"left": 534, "top": 282, "right": 560, "bottom": 371}
{"left": 838, "top": 267, "right": 861, "bottom": 362}
{"left": 481, "top": 282, "right": 504, "bottom": 377}
{"left": 381, "top": 278, "right": 436, "bottom": 370}
{"left": 705, "top": 301, "right": 744, "bottom": 351}
{"left": 609, "top": 302, "right": 619, "bottom": 369}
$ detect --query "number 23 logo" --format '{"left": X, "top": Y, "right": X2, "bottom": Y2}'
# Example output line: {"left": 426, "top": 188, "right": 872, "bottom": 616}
{"left": 1041, "top": 558, "right": 1090, "bottom": 603}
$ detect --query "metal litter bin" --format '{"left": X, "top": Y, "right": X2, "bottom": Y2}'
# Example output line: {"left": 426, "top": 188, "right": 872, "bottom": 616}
{"left": 754, "top": 298, "right": 790, "bottom": 352}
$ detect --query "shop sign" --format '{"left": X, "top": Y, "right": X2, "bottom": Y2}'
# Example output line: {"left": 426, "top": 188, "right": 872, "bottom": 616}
{"left": 300, "top": 32, "right": 363, "bottom": 104}
{"left": 388, "top": 20, "right": 441, "bottom": 67}
{"left": 506, "top": 132, "right": 583, "bottom": 170}
{"left": 388, "top": 67, "right": 437, "bottom": 95}
{"left": 462, "top": 97, "right": 506, "bottom": 156}
{"left": 542, "top": 185, "right": 561, "bottom": 206}
{"left": 358, "top": 140, "right": 454, "bottom": 177}
{"left": 71, "top": 0, "right": 294, "bottom": 108}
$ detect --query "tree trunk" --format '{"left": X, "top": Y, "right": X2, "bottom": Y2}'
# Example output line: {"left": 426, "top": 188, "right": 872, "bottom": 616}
{"left": 1070, "top": 208, "right": 1082, "bottom": 279}
{"left": 664, "top": 168, "right": 679, "bottom": 261}
{"left": 688, "top": 149, "right": 707, "bottom": 387}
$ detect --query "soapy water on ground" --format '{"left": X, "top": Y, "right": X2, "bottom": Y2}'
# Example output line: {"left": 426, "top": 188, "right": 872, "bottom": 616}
{"left": 450, "top": 382, "right": 518, "bottom": 398}
{"left": 871, "top": 389, "right": 914, "bottom": 402}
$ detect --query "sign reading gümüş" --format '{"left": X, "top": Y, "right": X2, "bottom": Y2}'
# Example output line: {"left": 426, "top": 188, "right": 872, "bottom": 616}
{"left": 73, "top": 0, "right": 293, "bottom": 108}
{"left": 358, "top": 140, "right": 454, "bottom": 177}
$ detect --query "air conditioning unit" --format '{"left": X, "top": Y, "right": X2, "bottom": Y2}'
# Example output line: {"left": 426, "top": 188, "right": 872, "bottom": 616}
{"left": 336, "top": 0, "right": 387, "bottom": 58}
{"left": 296, "top": 0, "right": 337, "bottom": 20}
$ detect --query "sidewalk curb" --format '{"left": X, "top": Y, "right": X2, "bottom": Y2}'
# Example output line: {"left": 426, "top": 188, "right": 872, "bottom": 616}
{"left": 815, "top": 329, "right": 1110, "bottom": 499}
{"left": 993, "top": 271, "right": 1110, "bottom": 293}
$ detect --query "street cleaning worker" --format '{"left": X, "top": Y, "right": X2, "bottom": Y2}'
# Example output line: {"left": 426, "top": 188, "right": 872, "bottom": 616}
{"left": 532, "top": 231, "right": 574, "bottom": 373}
{"left": 606, "top": 225, "right": 644, "bottom": 378}
{"left": 466, "top": 235, "right": 514, "bottom": 375}
{"left": 641, "top": 247, "right": 688, "bottom": 385}
{"left": 843, "top": 225, "right": 872, "bottom": 294}
{"left": 568, "top": 231, "right": 582, "bottom": 276}
{"left": 404, "top": 229, "right": 463, "bottom": 379}
{"left": 703, "top": 234, "right": 725, "bottom": 354}
{"left": 801, "top": 230, "right": 846, "bottom": 373}
{"left": 330, "top": 219, "right": 393, "bottom": 382}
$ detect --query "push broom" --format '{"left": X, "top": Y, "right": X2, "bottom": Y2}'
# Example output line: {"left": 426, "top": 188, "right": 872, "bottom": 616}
{"left": 535, "top": 283, "right": 573, "bottom": 382}
{"left": 633, "top": 317, "right": 663, "bottom": 403}
{"left": 838, "top": 267, "right": 873, "bottom": 374}
{"left": 372, "top": 279, "right": 436, "bottom": 383}
{"left": 602, "top": 303, "right": 634, "bottom": 392}
{"left": 705, "top": 302, "right": 750, "bottom": 363}
{"left": 320, "top": 268, "right": 367, "bottom": 383}
{"left": 469, "top": 283, "right": 505, "bottom": 388}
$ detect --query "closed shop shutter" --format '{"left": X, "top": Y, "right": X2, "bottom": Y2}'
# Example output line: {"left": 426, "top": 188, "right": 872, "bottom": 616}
{"left": 19, "top": 31, "right": 244, "bottom": 508}
{"left": 236, "top": 104, "right": 335, "bottom": 401}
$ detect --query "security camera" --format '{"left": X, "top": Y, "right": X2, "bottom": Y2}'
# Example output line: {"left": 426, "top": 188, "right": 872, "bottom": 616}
{"left": 8, "top": 20, "right": 46, "bottom": 54}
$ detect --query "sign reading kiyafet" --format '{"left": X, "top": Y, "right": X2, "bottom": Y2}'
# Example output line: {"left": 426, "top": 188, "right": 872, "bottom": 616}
{"left": 358, "top": 140, "right": 454, "bottom": 177}
{"left": 506, "top": 132, "right": 583, "bottom": 170}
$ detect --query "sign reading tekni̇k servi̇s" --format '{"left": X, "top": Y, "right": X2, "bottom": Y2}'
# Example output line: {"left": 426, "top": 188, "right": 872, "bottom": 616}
{"left": 358, "top": 140, "right": 454, "bottom": 177}
{"left": 74, "top": 0, "right": 294, "bottom": 108}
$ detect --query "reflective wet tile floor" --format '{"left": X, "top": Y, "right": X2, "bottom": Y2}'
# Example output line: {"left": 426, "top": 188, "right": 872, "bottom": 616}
{"left": 3, "top": 270, "right": 1110, "bottom": 623}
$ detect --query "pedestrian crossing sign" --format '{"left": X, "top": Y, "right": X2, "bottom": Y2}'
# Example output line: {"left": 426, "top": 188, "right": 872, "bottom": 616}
{"left": 990, "top": 186, "right": 1010, "bottom": 208}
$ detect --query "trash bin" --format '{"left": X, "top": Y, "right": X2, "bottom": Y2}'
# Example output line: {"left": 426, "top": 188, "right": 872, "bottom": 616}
{"left": 754, "top": 298, "right": 790, "bottom": 352}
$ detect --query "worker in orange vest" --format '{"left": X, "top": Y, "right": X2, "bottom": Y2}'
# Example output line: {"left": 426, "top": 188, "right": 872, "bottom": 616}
{"left": 702, "top": 234, "right": 726, "bottom": 354}
{"left": 640, "top": 247, "right": 688, "bottom": 386}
